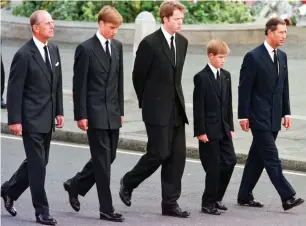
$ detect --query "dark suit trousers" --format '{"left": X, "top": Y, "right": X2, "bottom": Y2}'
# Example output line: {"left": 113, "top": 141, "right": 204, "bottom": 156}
{"left": 122, "top": 116, "right": 186, "bottom": 208}
{"left": 238, "top": 131, "right": 295, "bottom": 202}
{"left": 1, "top": 132, "right": 52, "bottom": 214}
{"left": 199, "top": 136, "right": 236, "bottom": 207}
{"left": 67, "top": 129, "right": 119, "bottom": 198}
{"left": 83, "top": 129, "right": 119, "bottom": 213}
{"left": 1, "top": 57, "right": 5, "bottom": 101}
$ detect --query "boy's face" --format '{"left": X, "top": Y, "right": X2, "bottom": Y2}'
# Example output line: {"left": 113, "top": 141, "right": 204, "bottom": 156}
{"left": 208, "top": 53, "right": 227, "bottom": 69}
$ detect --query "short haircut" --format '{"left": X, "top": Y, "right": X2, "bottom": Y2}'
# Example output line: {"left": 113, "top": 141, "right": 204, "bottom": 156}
{"left": 265, "top": 17, "right": 286, "bottom": 35}
{"left": 30, "top": 10, "right": 46, "bottom": 27}
{"left": 207, "top": 39, "right": 230, "bottom": 56}
{"left": 159, "top": 0, "right": 185, "bottom": 24}
{"left": 98, "top": 5, "right": 123, "bottom": 26}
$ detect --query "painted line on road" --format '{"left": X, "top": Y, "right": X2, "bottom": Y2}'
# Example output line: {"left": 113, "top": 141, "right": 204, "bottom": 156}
{"left": 2, "top": 134, "right": 305, "bottom": 177}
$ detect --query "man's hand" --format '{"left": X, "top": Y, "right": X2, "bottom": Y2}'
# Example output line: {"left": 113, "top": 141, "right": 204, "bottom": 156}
{"left": 283, "top": 116, "right": 292, "bottom": 130}
{"left": 9, "top": 124, "right": 22, "bottom": 136}
{"left": 77, "top": 119, "right": 88, "bottom": 131}
{"left": 230, "top": 131, "right": 235, "bottom": 138}
{"left": 56, "top": 115, "right": 64, "bottom": 128}
{"left": 197, "top": 134, "right": 209, "bottom": 143}
{"left": 240, "top": 119, "right": 249, "bottom": 132}
{"left": 121, "top": 116, "right": 124, "bottom": 125}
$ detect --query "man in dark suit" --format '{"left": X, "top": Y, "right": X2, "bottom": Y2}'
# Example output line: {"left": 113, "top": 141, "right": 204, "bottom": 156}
{"left": 1, "top": 10, "right": 63, "bottom": 225}
{"left": 119, "top": 1, "right": 190, "bottom": 218}
{"left": 64, "top": 6, "right": 124, "bottom": 222}
{"left": 1, "top": 38, "right": 7, "bottom": 109}
{"left": 237, "top": 17, "right": 304, "bottom": 211}
{"left": 1, "top": 56, "right": 7, "bottom": 109}
{"left": 193, "top": 39, "right": 236, "bottom": 215}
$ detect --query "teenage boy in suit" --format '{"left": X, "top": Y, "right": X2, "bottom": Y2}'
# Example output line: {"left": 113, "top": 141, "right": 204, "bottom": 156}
{"left": 193, "top": 39, "right": 237, "bottom": 215}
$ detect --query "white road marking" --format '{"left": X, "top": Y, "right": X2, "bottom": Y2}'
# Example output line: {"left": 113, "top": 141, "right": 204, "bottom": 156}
{"left": 1, "top": 134, "right": 306, "bottom": 177}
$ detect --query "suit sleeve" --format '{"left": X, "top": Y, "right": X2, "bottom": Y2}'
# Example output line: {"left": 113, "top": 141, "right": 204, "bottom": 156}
{"left": 282, "top": 53, "right": 290, "bottom": 116}
{"left": 193, "top": 74, "right": 206, "bottom": 137}
{"left": 227, "top": 72, "right": 234, "bottom": 131}
{"left": 73, "top": 44, "right": 89, "bottom": 121}
{"left": 7, "top": 51, "right": 28, "bottom": 125}
{"left": 132, "top": 39, "right": 153, "bottom": 108}
{"left": 55, "top": 46, "right": 64, "bottom": 116}
{"left": 118, "top": 43, "right": 124, "bottom": 116}
{"left": 238, "top": 52, "right": 256, "bottom": 119}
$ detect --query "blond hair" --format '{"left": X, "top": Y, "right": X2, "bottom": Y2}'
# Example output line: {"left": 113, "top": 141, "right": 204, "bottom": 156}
{"left": 206, "top": 39, "right": 230, "bottom": 56}
{"left": 98, "top": 5, "right": 123, "bottom": 26}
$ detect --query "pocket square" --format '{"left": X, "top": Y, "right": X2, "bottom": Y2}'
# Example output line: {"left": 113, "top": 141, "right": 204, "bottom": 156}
{"left": 55, "top": 62, "right": 59, "bottom": 66}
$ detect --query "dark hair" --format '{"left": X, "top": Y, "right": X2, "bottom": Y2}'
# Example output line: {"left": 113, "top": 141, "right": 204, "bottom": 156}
{"left": 265, "top": 17, "right": 286, "bottom": 35}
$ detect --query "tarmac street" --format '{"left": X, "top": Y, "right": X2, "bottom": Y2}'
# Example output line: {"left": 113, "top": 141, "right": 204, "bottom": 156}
{"left": 1, "top": 135, "right": 305, "bottom": 226}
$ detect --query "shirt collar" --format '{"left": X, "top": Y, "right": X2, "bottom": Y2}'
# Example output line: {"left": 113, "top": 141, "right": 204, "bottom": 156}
{"left": 161, "top": 25, "right": 175, "bottom": 42}
{"left": 208, "top": 63, "right": 220, "bottom": 76}
{"left": 96, "top": 30, "right": 110, "bottom": 45}
{"left": 264, "top": 40, "right": 276, "bottom": 54}
{"left": 33, "top": 36, "right": 47, "bottom": 49}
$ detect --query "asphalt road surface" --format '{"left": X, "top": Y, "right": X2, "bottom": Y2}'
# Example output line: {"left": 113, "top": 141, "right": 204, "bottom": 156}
{"left": 1, "top": 135, "right": 305, "bottom": 226}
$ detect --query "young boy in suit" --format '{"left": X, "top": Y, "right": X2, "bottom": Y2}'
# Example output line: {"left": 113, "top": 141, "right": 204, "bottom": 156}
{"left": 193, "top": 39, "right": 237, "bottom": 215}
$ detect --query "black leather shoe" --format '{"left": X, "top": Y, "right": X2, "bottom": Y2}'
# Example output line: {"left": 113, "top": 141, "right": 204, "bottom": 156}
{"left": 237, "top": 199, "right": 264, "bottom": 208}
{"left": 100, "top": 212, "right": 124, "bottom": 222}
{"left": 36, "top": 213, "right": 57, "bottom": 225}
{"left": 1, "top": 190, "right": 17, "bottom": 216}
{"left": 119, "top": 178, "right": 132, "bottom": 207}
{"left": 216, "top": 201, "right": 228, "bottom": 211}
{"left": 201, "top": 206, "right": 221, "bottom": 215}
{"left": 63, "top": 181, "right": 80, "bottom": 212}
{"left": 1, "top": 101, "right": 7, "bottom": 109}
{"left": 162, "top": 206, "right": 190, "bottom": 218}
{"left": 282, "top": 196, "right": 304, "bottom": 211}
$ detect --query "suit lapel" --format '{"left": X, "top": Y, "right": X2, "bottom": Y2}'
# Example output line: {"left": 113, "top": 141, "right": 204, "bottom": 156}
{"left": 92, "top": 35, "right": 110, "bottom": 73}
{"left": 175, "top": 36, "right": 180, "bottom": 70}
{"left": 159, "top": 29, "right": 175, "bottom": 68}
{"left": 206, "top": 65, "right": 221, "bottom": 100}
{"left": 109, "top": 41, "right": 118, "bottom": 76}
{"left": 259, "top": 44, "right": 277, "bottom": 76}
{"left": 220, "top": 70, "right": 227, "bottom": 102}
{"left": 273, "top": 50, "right": 285, "bottom": 92}
{"left": 30, "top": 39, "right": 51, "bottom": 85}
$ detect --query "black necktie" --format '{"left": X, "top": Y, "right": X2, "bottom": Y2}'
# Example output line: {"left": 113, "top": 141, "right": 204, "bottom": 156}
{"left": 273, "top": 49, "right": 278, "bottom": 75}
{"left": 43, "top": 45, "right": 52, "bottom": 76}
{"left": 216, "top": 70, "right": 221, "bottom": 90}
{"left": 105, "top": 40, "right": 111, "bottom": 64}
{"left": 170, "top": 36, "right": 175, "bottom": 65}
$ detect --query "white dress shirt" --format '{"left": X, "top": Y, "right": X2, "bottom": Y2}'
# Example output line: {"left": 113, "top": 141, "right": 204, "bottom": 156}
{"left": 96, "top": 30, "right": 111, "bottom": 55}
{"left": 161, "top": 25, "right": 176, "bottom": 63}
{"left": 264, "top": 40, "right": 279, "bottom": 74}
{"left": 208, "top": 63, "right": 220, "bottom": 79}
{"left": 33, "top": 36, "right": 52, "bottom": 66}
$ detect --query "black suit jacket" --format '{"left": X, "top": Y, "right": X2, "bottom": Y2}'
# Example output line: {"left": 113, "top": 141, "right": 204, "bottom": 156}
{"left": 73, "top": 35, "right": 124, "bottom": 130}
{"left": 132, "top": 28, "right": 188, "bottom": 126}
{"left": 238, "top": 44, "right": 290, "bottom": 132}
{"left": 193, "top": 65, "right": 234, "bottom": 139}
{"left": 7, "top": 39, "right": 63, "bottom": 133}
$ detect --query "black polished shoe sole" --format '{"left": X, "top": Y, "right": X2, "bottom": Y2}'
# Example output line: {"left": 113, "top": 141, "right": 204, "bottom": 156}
{"left": 283, "top": 198, "right": 304, "bottom": 211}
{"left": 119, "top": 179, "right": 131, "bottom": 207}
{"left": 1, "top": 195, "right": 17, "bottom": 216}
{"left": 63, "top": 182, "right": 80, "bottom": 212}
{"left": 36, "top": 219, "right": 57, "bottom": 225}
{"left": 100, "top": 215, "right": 124, "bottom": 222}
